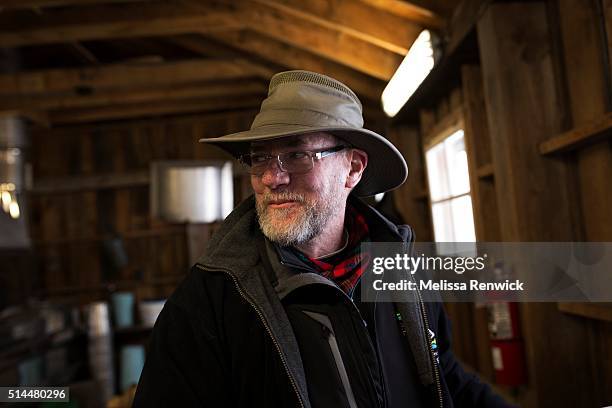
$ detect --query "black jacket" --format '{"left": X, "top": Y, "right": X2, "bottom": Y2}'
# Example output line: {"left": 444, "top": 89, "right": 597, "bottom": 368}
{"left": 133, "top": 196, "right": 512, "bottom": 407}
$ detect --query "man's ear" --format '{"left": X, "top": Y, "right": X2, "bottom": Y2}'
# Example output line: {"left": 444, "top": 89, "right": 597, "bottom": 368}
{"left": 345, "top": 149, "right": 368, "bottom": 189}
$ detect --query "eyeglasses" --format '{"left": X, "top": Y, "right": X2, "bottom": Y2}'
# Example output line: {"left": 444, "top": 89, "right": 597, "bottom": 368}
{"left": 239, "top": 145, "right": 349, "bottom": 176}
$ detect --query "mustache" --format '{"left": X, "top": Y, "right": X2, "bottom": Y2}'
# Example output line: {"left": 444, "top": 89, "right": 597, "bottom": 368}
{"left": 260, "top": 191, "right": 306, "bottom": 205}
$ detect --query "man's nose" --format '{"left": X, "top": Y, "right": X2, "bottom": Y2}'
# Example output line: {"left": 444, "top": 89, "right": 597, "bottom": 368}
{"left": 260, "top": 158, "right": 290, "bottom": 189}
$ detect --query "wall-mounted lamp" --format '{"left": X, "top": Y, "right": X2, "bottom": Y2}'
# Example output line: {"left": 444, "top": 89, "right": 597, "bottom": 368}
{"left": 381, "top": 30, "right": 435, "bottom": 118}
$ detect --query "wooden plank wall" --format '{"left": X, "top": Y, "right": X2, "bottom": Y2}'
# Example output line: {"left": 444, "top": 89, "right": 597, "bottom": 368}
{"left": 555, "top": 0, "right": 612, "bottom": 403}
{"left": 391, "top": 1, "right": 612, "bottom": 406}
{"left": 24, "top": 110, "right": 257, "bottom": 305}
{"left": 469, "top": 1, "right": 611, "bottom": 406}
{"left": 478, "top": 5, "right": 594, "bottom": 407}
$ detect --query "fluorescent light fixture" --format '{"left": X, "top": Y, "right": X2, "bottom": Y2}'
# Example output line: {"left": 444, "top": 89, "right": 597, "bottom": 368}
{"left": 381, "top": 30, "right": 435, "bottom": 117}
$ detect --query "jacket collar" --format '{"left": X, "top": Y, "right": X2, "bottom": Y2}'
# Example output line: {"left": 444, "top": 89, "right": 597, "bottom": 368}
{"left": 196, "top": 194, "right": 413, "bottom": 274}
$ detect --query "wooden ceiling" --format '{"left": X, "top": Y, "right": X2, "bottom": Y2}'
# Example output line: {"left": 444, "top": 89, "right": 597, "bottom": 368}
{"left": 0, "top": 0, "right": 459, "bottom": 126}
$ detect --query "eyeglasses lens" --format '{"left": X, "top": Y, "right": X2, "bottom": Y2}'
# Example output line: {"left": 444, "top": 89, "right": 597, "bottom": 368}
{"left": 243, "top": 152, "right": 314, "bottom": 175}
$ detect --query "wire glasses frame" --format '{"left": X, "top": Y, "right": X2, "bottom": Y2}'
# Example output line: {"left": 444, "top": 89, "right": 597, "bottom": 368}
{"left": 239, "top": 145, "right": 349, "bottom": 176}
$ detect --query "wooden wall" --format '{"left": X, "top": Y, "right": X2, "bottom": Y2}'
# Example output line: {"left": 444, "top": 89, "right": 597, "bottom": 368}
{"left": 390, "top": 0, "right": 612, "bottom": 406}
{"left": 17, "top": 110, "right": 257, "bottom": 305}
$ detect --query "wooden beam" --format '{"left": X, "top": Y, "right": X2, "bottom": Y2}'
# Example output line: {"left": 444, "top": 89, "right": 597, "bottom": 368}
{"left": 30, "top": 108, "right": 259, "bottom": 136}
{"left": 238, "top": 1, "right": 403, "bottom": 80}
{"left": 30, "top": 171, "right": 150, "bottom": 194}
{"left": 0, "top": 0, "right": 404, "bottom": 81}
{"left": 606, "top": 0, "right": 612, "bottom": 105}
{"left": 447, "top": 0, "right": 490, "bottom": 56}
{"left": 539, "top": 111, "right": 612, "bottom": 155}
{"left": 0, "top": 80, "right": 267, "bottom": 111}
{"left": 48, "top": 95, "right": 263, "bottom": 124}
{"left": 247, "top": 0, "right": 423, "bottom": 53}
{"left": 0, "top": 0, "right": 149, "bottom": 8}
{"left": 203, "top": 30, "right": 386, "bottom": 102}
{"left": 461, "top": 65, "right": 500, "bottom": 249}
{"left": 475, "top": 163, "right": 494, "bottom": 179}
{"left": 168, "top": 34, "right": 247, "bottom": 59}
{"left": 0, "top": 109, "right": 50, "bottom": 127}
{"left": 0, "top": 59, "right": 269, "bottom": 95}
{"left": 558, "top": 302, "right": 612, "bottom": 323}
{"left": 358, "top": 0, "right": 444, "bottom": 27}
{"left": 478, "top": 2, "right": 574, "bottom": 241}
{"left": 171, "top": 32, "right": 386, "bottom": 98}
{"left": 421, "top": 105, "right": 463, "bottom": 148}
{"left": 0, "top": 2, "right": 241, "bottom": 47}
{"left": 386, "top": 125, "right": 434, "bottom": 241}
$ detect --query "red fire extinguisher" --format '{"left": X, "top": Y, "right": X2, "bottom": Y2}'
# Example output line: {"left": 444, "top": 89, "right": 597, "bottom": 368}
{"left": 487, "top": 302, "right": 527, "bottom": 386}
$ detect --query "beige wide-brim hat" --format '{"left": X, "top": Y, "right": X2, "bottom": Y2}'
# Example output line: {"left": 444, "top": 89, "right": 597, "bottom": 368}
{"left": 199, "top": 70, "right": 408, "bottom": 197}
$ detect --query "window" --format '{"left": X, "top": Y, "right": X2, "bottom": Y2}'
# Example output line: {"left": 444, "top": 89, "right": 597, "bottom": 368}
{"left": 425, "top": 129, "right": 476, "bottom": 247}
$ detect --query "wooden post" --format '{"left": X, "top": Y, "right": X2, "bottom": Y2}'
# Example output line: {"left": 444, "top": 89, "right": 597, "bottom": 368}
{"left": 386, "top": 125, "right": 433, "bottom": 242}
{"left": 460, "top": 64, "right": 497, "bottom": 381}
{"left": 461, "top": 65, "right": 500, "bottom": 243}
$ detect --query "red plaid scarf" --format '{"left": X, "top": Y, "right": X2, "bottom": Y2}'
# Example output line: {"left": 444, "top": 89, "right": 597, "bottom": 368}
{"left": 294, "top": 205, "right": 370, "bottom": 294}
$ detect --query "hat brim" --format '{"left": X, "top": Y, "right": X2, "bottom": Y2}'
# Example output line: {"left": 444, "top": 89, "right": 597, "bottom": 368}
{"left": 199, "top": 124, "right": 408, "bottom": 197}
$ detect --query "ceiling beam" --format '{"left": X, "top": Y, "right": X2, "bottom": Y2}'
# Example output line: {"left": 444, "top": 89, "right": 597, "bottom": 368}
{"left": 47, "top": 89, "right": 386, "bottom": 126}
{"left": 0, "top": 2, "right": 241, "bottom": 47}
{"left": 0, "top": 1, "right": 405, "bottom": 80}
{"left": 246, "top": 0, "right": 407, "bottom": 54}
{"left": 194, "top": 31, "right": 386, "bottom": 103}
{"left": 0, "top": 58, "right": 271, "bottom": 95}
{"left": 237, "top": 1, "right": 402, "bottom": 80}
{"left": 0, "top": 80, "right": 267, "bottom": 111}
{"left": 358, "top": 0, "right": 444, "bottom": 25}
{"left": 251, "top": 0, "right": 428, "bottom": 51}
{"left": 48, "top": 95, "right": 263, "bottom": 124}
{"left": 174, "top": 33, "right": 387, "bottom": 122}
{"left": 0, "top": 0, "right": 150, "bottom": 8}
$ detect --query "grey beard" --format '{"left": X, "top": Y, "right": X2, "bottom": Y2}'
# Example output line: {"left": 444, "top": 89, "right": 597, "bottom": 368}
{"left": 255, "top": 191, "right": 336, "bottom": 247}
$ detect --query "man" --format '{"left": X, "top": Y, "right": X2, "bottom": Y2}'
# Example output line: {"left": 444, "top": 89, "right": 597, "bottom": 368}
{"left": 133, "top": 70, "right": 511, "bottom": 407}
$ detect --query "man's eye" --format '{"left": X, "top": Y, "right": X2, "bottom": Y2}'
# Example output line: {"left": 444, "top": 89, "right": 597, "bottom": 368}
{"left": 288, "top": 152, "right": 308, "bottom": 160}
{"left": 251, "top": 154, "right": 268, "bottom": 164}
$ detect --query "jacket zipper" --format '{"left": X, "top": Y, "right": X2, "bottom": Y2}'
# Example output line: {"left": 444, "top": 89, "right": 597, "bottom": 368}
{"left": 416, "top": 291, "right": 444, "bottom": 408}
{"left": 401, "top": 238, "right": 443, "bottom": 407}
{"left": 195, "top": 264, "right": 305, "bottom": 408}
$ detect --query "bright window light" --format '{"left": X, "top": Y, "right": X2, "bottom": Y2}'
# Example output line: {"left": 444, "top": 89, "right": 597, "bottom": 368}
{"left": 425, "top": 129, "right": 476, "bottom": 254}
{"left": 381, "top": 30, "right": 434, "bottom": 117}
